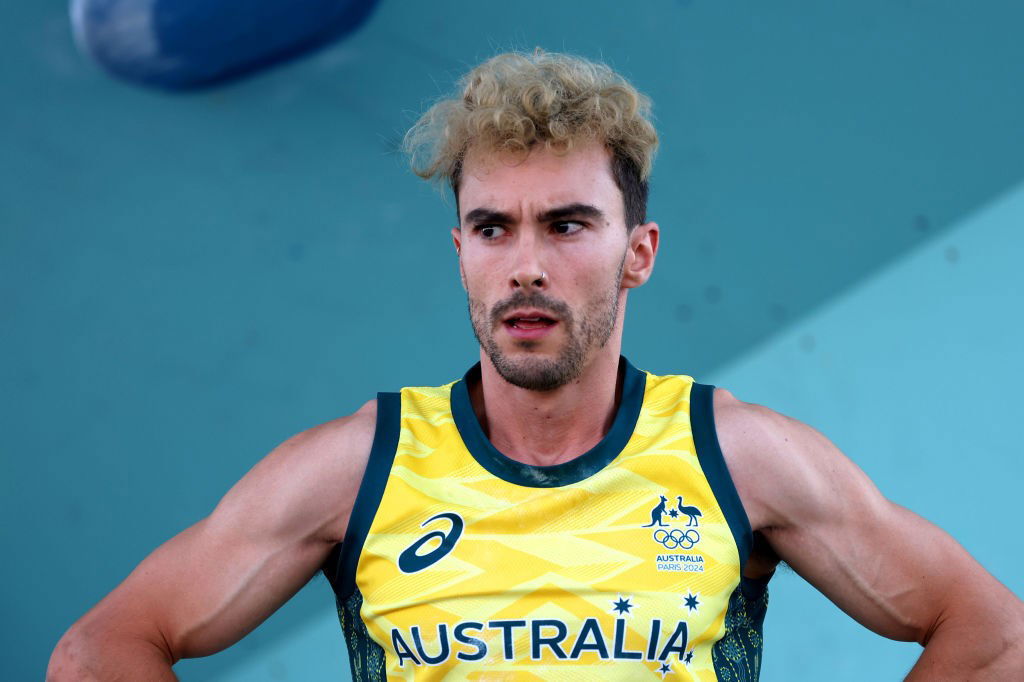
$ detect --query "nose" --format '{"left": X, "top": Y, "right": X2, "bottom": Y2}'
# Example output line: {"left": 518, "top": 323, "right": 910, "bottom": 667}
{"left": 511, "top": 267, "right": 547, "bottom": 290}
{"left": 509, "top": 233, "right": 548, "bottom": 291}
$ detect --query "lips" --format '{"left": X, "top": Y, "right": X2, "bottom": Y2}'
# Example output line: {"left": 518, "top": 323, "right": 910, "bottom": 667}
{"left": 502, "top": 309, "right": 559, "bottom": 340}
{"left": 504, "top": 310, "right": 558, "bottom": 329}
{"left": 509, "top": 317, "right": 556, "bottom": 330}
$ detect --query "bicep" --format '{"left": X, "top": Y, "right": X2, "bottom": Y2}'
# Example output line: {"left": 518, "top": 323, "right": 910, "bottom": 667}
{"left": 72, "top": 402, "right": 376, "bottom": 661}
{"left": 766, "top": 492, "right": 974, "bottom": 643}
{"left": 717, "top": 395, "right": 981, "bottom": 643}
{"left": 73, "top": 513, "right": 331, "bottom": 662}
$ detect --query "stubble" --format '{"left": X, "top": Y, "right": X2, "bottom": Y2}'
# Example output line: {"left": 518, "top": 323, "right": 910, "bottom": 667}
{"left": 468, "top": 255, "right": 625, "bottom": 391}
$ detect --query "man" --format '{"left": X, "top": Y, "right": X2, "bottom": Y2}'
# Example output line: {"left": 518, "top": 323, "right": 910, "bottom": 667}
{"left": 49, "top": 50, "right": 1022, "bottom": 681}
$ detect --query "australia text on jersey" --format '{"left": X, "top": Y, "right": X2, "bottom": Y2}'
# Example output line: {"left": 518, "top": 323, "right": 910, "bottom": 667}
{"left": 390, "top": 616, "right": 692, "bottom": 667}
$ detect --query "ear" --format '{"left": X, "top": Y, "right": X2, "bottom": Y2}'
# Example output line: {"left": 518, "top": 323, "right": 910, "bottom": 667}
{"left": 621, "top": 221, "right": 659, "bottom": 289}
{"left": 451, "top": 226, "right": 467, "bottom": 290}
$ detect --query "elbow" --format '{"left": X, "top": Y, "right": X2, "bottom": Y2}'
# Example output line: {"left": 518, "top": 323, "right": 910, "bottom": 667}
{"left": 982, "top": 610, "right": 1024, "bottom": 675}
{"left": 922, "top": 594, "right": 1024, "bottom": 673}
{"left": 979, "top": 595, "right": 1024, "bottom": 657}
{"left": 47, "top": 625, "right": 98, "bottom": 681}
{"left": 1001, "top": 604, "right": 1024, "bottom": 668}
{"left": 47, "top": 619, "right": 178, "bottom": 681}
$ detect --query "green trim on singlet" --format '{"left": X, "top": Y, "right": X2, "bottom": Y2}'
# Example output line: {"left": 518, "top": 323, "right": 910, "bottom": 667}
{"left": 322, "top": 391, "right": 402, "bottom": 600}
{"left": 712, "top": 574, "right": 770, "bottom": 681}
{"left": 449, "top": 356, "right": 646, "bottom": 488}
{"left": 337, "top": 587, "right": 386, "bottom": 681}
{"left": 689, "top": 382, "right": 754, "bottom": 569}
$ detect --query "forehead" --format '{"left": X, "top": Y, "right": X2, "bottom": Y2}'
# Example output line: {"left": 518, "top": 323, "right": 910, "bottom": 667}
{"left": 459, "top": 141, "right": 621, "bottom": 221}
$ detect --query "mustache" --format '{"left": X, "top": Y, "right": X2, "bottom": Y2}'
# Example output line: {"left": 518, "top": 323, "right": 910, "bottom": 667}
{"left": 489, "top": 291, "right": 573, "bottom": 327}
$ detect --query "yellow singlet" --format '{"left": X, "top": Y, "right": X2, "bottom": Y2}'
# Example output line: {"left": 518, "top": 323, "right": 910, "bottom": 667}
{"left": 323, "top": 357, "right": 768, "bottom": 681}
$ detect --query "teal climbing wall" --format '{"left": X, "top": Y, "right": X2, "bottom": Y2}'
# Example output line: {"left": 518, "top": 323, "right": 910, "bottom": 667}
{"left": 4, "top": 1, "right": 1022, "bottom": 679}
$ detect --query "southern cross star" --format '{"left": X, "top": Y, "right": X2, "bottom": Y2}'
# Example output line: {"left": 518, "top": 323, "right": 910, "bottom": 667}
{"left": 611, "top": 596, "right": 633, "bottom": 615}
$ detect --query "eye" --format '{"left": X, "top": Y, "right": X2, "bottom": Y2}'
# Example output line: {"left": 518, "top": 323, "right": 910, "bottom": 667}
{"left": 476, "top": 225, "right": 506, "bottom": 239}
{"left": 553, "top": 221, "right": 585, "bottom": 235}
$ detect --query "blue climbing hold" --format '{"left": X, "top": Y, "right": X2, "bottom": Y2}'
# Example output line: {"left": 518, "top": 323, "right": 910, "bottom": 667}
{"left": 70, "top": 0, "right": 381, "bottom": 90}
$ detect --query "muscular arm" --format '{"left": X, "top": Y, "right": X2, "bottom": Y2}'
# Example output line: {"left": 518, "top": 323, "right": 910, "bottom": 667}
{"left": 47, "top": 400, "right": 377, "bottom": 681}
{"left": 713, "top": 388, "right": 1024, "bottom": 680}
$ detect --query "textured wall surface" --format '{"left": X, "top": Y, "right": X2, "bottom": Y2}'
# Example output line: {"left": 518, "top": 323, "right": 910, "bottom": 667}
{"left": 3, "top": 1, "right": 1022, "bottom": 679}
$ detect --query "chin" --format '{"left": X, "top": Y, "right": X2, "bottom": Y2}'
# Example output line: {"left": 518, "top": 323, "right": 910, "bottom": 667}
{"left": 489, "top": 349, "right": 585, "bottom": 393}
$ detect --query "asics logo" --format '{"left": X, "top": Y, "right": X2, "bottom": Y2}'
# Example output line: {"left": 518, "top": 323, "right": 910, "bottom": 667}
{"left": 397, "top": 512, "right": 464, "bottom": 573}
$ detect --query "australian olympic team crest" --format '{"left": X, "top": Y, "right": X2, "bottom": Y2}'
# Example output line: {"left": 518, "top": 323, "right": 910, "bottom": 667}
{"left": 642, "top": 495, "right": 706, "bottom": 573}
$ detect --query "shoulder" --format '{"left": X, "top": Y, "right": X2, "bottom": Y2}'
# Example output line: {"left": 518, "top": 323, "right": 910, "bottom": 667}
{"left": 709, "top": 386, "right": 852, "bottom": 533}
{"left": 710, "top": 387, "right": 798, "bottom": 458}
{"left": 211, "top": 398, "right": 381, "bottom": 546}
{"left": 270, "top": 398, "right": 379, "bottom": 479}
{"left": 283, "top": 398, "right": 379, "bottom": 460}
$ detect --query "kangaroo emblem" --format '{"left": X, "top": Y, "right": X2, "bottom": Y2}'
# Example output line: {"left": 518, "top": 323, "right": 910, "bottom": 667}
{"left": 676, "top": 496, "right": 703, "bottom": 527}
{"left": 642, "top": 496, "right": 670, "bottom": 527}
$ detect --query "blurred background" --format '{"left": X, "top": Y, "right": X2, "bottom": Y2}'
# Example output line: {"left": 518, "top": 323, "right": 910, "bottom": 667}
{"left": 3, "top": 0, "right": 1023, "bottom": 679}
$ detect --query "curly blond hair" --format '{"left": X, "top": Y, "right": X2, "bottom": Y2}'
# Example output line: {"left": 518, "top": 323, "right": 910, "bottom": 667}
{"left": 403, "top": 50, "right": 658, "bottom": 228}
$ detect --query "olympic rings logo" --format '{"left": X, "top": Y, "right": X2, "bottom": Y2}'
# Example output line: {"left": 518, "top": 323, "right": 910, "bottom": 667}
{"left": 653, "top": 528, "right": 700, "bottom": 550}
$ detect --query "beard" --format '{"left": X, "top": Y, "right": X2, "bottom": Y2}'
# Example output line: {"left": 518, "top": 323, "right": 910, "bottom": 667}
{"left": 467, "top": 256, "right": 625, "bottom": 392}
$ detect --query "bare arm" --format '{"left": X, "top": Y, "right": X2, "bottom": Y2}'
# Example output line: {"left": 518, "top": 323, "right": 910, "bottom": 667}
{"left": 47, "top": 400, "right": 377, "bottom": 681}
{"left": 713, "top": 388, "right": 1024, "bottom": 680}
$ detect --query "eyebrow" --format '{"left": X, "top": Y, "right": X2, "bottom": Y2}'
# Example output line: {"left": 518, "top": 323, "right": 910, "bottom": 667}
{"left": 463, "top": 203, "right": 606, "bottom": 226}
{"left": 538, "top": 203, "right": 606, "bottom": 223}
{"left": 464, "top": 207, "right": 514, "bottom": 225}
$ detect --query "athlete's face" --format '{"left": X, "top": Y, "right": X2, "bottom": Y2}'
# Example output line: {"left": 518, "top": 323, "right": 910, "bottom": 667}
{"left": 453, "top": 141, "right": 658, "bottom": 391}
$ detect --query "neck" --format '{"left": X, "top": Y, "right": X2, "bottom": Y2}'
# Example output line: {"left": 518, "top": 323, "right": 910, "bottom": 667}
{"left": 469, "top": 345, "right": 625, "bottom": 467}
